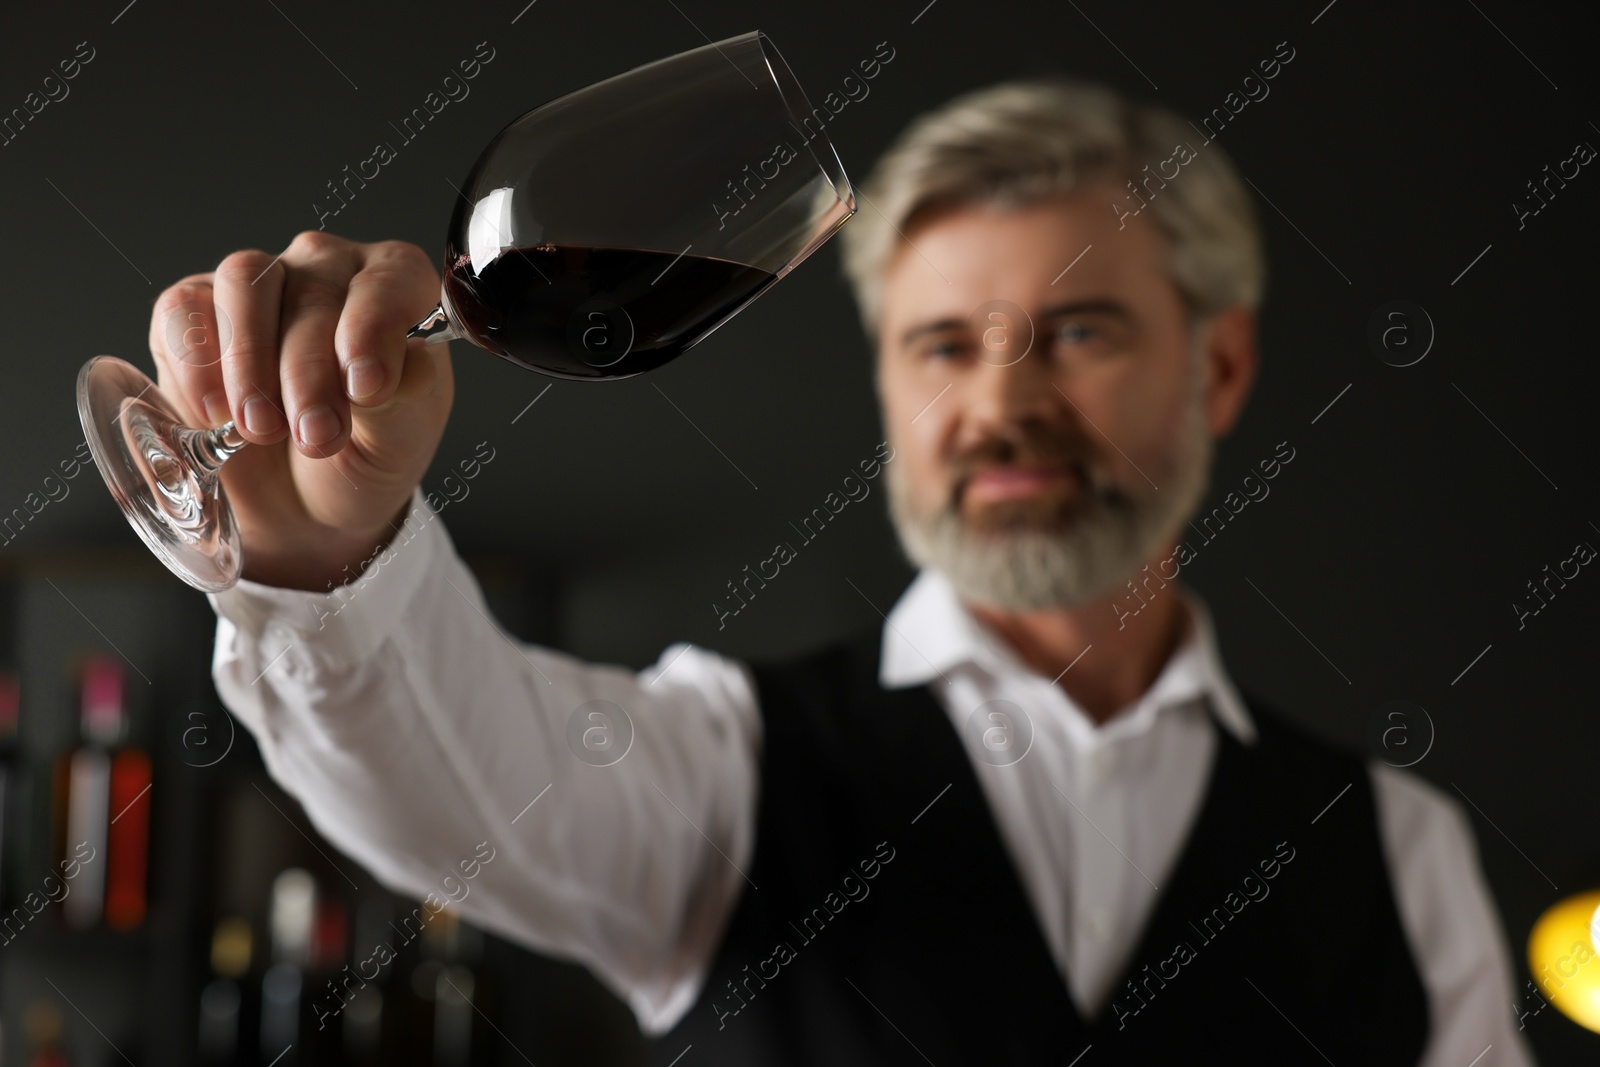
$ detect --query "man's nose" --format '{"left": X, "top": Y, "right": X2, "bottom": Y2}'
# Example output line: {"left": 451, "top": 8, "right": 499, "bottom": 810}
{"left": 964, "top": 327, "right": 1060, "bottom": 429}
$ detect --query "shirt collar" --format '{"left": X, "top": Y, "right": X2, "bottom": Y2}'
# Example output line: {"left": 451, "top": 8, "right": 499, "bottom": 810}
{"left": 878, "top": 568, "right": 1257, "bottom": 746}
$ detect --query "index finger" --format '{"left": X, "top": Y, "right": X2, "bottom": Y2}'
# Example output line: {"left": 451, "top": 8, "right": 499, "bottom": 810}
{"left": 212, "top": 248, "right": 289, "bottom": 445}
{"left": 149, "top": 273, "right": 229, "bottom": 429}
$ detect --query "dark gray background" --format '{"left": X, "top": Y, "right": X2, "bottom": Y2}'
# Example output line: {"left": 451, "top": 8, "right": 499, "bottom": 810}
{"left": 2, "top": 0, "right": 1597, "bottom": 1061}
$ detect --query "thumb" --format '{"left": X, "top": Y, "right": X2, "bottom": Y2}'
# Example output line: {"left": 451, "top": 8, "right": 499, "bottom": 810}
{"left": 344, "top": 336, "right": 455, "bottom": 480}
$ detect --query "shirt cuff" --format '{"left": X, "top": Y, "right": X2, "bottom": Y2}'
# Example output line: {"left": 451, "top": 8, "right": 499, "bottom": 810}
{"left": 207, "top": 488, "right": 444, "bottom": 667}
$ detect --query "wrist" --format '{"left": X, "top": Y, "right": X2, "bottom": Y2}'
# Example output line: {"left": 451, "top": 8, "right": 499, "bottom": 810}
{"left": 239, "top": 496, "right": 416, "bottom": 592}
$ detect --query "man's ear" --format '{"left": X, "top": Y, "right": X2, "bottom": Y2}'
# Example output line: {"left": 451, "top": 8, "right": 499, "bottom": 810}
{"left": 1201, "top": 304, "right": 1258, "bottom": 438}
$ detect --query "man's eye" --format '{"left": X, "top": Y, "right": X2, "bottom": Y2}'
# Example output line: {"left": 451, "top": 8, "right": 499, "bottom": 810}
{"left": 1057, "top": 322, "right": 1097, "bottom": 345}
{"left": 924, "top": 340, "right": 965, "bottom": 360}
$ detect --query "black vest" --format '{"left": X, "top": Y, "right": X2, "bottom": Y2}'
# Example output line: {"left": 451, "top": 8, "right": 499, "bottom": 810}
{"left": 647, "top": 627, "right": 1429, "bottom": 1065}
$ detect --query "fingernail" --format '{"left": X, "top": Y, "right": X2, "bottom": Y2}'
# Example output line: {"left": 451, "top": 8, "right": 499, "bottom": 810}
{"left": 345, "top": 357, "right": 385, "bottom": 400}
{"left": 202, "top": 391, "right": 230, "bottom": 427}
{"left": 296, "top": 404, "right": 341, "bottom": 448}
{"left": 243, "top": 396, "right": 283, "bottom": 436}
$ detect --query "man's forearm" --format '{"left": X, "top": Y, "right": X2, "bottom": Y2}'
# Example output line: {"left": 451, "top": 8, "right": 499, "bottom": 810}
{"left": 207, "top": 492, "right": 762, "bottom": 1031}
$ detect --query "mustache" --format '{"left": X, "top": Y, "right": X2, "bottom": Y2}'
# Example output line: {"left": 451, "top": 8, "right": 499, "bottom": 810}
{"left": 948, "top": 434, "right": 1109, "bottom": 504}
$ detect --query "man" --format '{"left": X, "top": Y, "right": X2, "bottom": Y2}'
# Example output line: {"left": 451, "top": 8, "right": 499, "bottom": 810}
{"left": 156, "top": 78, "right": 1533, "bottom": 1063}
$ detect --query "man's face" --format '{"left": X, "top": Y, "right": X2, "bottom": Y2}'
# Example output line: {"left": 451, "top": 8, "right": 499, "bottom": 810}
{"left": 874, "top": 188, "right": 1237, "bottom": 611}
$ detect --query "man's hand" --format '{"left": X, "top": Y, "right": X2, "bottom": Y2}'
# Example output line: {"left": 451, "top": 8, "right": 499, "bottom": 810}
{"left": 150, "top": 231, "right": 454, "bottom": 592}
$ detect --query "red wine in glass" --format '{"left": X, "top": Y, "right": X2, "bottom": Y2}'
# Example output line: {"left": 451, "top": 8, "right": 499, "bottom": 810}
{"left": 75, "top": 30, "right": 853, "bottom": 591}
{"left": 442, "top": 245, "right": 779, "bottom": 380}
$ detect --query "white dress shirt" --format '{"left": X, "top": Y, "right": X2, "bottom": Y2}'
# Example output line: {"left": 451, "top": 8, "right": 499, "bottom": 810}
{"left": 209, "top": 491, "right": 1535, "bottom": 1065}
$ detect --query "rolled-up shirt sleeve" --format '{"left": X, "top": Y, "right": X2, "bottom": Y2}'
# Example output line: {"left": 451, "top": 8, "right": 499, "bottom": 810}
{"left": 208, "top": 489, "right": 761, "bottom": 1035}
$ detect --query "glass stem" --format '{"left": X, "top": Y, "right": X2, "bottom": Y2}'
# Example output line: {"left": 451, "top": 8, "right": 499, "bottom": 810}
{"left": 178, "top": 421, "right": 248, "bottom": 477}
{"left": 168, "top": 305, "right": 456, "bottom": 481}
{"left": 408, "top": 302, "right": 461, "bottom": 345}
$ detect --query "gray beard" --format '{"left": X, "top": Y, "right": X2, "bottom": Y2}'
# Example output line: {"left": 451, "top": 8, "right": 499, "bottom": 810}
{"left": 885, "top": 379, "right": 1213, "bottom": 612}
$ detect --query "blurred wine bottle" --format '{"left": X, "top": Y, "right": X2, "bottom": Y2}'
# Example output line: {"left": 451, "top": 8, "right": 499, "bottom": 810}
{"left": 0, "top": 579, "right": 16, "bottom": 910}
{"left": 342, "top": 898, "right": 395, "bottom": 1063}
{"left": 57, "top": 655, "right": 129, "bottom": 929}
{"left": 261, "top": 868, "right": 314, "bottom": 1064}
{"left": 199, "top": 916, "right": 255, "bottom": 1065}
{"left": 419, "top": 908, "right": 486, "bottom": 1067}
{"left": 307, "top": 887, "right": 348, "bottom": 1063}
{"left": 23, "top": 1000, "right": 70, "bottom": 1067}
{"left": 0, "top": 666, "right": 21, "bottom": 908}
{"left": 104, "top": 742, "right": 151, "bottom": 929}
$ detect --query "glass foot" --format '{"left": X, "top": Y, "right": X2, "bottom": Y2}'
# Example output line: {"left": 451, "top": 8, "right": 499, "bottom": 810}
{"left": 76, "top": 356, "right": 243, "bottom": 592}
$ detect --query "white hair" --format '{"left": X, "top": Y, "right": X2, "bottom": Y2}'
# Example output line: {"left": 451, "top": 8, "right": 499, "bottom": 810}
{"left": 837, "top": 78, "right": 1265, "bottom": 339}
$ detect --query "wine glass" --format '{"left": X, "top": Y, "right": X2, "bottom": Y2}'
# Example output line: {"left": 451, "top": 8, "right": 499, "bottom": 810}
{"left": 76, "top": 30, "right": 854, "bottom": 593}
